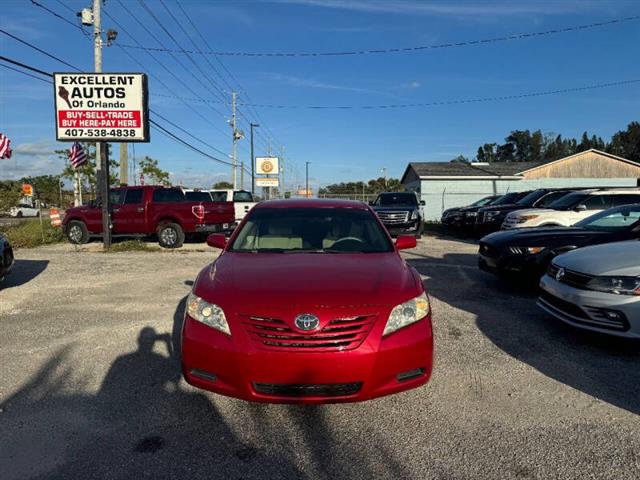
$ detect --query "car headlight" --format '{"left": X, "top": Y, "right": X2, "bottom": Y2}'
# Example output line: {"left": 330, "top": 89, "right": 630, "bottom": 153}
{"left": 586, "top": 276, "right": 640, "bottom": 296}
{"left": 186, "top": 292, "right": 231, "bottom": 335}
{"left": 466, "top": 211, "right": 478, "bottom": 217}
{"left": 486, "top": 211, "right": 501, "bottom": 219}
{"left": 383, "top": 292, "right": 430, "bottom": 336}
{"left": 410, "top": 209, "right": 419, "bottom": 220}
{"left": 516, "top": 215, "right": 539, "bottom": 223}
{"left": 508, "top": 246, "right": 545, "bottom": 255}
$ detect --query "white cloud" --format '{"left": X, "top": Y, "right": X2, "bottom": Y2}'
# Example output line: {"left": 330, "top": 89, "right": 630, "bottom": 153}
{"left": 402, "top": 81, "right": 422, "bottom": 89}
{"left": 270, "top": 0, "right": 598, "bottom": 17}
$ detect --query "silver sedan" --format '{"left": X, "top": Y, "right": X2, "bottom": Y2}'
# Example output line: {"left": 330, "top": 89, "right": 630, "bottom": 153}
{"left": 538, "top": 240, "right": 640, "bottom": 338}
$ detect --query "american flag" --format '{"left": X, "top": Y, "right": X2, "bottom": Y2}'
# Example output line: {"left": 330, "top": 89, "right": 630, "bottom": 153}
{"left": 69, "top": 142, "right": 87, "bottom": 169}
{"left": 0, "top": 132, "right": 12, "bottom": 160}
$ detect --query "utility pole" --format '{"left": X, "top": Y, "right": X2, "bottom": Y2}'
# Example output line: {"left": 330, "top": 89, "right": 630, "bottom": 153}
{"left": 119, "top": 143, "right": 128, "bottom": 185}
{"left": 305, "top": 161, "right": 310, "bottom": 198}
{"left": 92, "top": 0, "right": 111, "bottom": 248}
{"left": 382, "top": 167, "right": 387, "bottom": 190}
{"left": 250, "top": 123, "right": 259, "bottom": 197}
{"left": 240, "top": 161, "right": 245, "bottom": 190}
{"left": 230, "top": 92, "right": 244, "bottom": 190}
{"left": 280, "top": 146, "right": 285, "bottom": 199}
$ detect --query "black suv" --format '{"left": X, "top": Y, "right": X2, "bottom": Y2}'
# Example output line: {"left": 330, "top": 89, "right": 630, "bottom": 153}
{"left": 371, "top": 192, "right": 424, "bottom": 238}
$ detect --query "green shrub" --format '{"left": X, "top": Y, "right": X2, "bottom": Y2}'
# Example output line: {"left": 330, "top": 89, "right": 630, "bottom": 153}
{"left": 1, "top": 219, "right": 64, "bottom": 248}
{"left": 107, "top": 240, "right": 159, "bottom": 253}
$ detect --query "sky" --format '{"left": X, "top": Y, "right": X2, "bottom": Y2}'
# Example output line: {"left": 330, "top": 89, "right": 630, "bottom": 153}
{"left": 1, "top": 0, "right": 639, "bottom": 192}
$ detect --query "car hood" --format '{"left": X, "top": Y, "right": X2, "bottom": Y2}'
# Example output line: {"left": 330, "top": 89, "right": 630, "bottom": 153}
{"left": 553, "top": 240, "right": 640, "bottom": 276}
{"left": 481, "top": 226, "right": 607, "bottom": 247}
{"left": 194, "top": 252, "right": 419, "bottom": 311}
{"left": 372, "top": 206, "right": 417, "bottom": 211}
{"left": 479, "top": 204, "right": 520, "bottom": 213}
{"left": 506, "top": 208, "right": 555, "bottom": 217}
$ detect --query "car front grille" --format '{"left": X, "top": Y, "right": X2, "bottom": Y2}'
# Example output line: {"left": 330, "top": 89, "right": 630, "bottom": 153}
{"left": 539, "top": 291, "right": 589, "bottom": 319}
{"left": 253, "top": 382, "right": 363, "bottom": 397}
{"left": 242, "top": 314, "right": 376, "bottom": 352}
{"left": 376, "top": 210, "right": 409, "bottom": 225}
{"left": 547, "top": 264, "right": 595, "bottom": 289}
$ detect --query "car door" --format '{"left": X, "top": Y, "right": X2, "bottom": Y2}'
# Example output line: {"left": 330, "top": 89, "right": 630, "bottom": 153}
{"left": 233, "top": 191, "right": 254, "bottom": 220}
{"left": 570, "top": 195, "right": 610, "bottom": 223}
{"left": 112, "top": 188, "right": 146, "bottom": 234}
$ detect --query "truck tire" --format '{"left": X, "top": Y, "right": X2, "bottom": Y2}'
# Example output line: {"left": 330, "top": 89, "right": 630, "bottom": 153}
{"left": 66, "top": 220, "right": 89, "bottom": 244}
{"left": 157, "top": 223, "right": 184, "bottom": 249}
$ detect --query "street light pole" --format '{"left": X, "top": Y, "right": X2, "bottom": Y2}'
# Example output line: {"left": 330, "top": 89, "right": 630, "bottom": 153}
{"left": 305, "top": 161, "right": 310, "bottom": 198}
{"left": 250, "top": 123, "right": 259, "bottom": 196}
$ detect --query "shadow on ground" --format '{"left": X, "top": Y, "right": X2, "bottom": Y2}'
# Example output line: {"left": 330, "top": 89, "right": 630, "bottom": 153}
{"left": 407, "top": 252, "right": 640, "bottom": 416}
{"left": 0, "top": 291, "right": 407, "bottom": 480}
{"left": 1, "top": 259, "right": 48, "bottom": 289}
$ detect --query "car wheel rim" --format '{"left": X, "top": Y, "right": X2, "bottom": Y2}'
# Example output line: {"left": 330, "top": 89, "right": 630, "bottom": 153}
{"left": 69, "top": 226, "right": 82, "bottom": 242}
{"left": 161, "top": 228, "right": 177, "bottom": 245}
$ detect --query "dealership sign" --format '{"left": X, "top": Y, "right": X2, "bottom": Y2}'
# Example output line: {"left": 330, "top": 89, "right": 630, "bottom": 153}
{"left": 256, "top": 157, "right": 279, "bottom": 175}
{"left": 256, "top": 177, "right": 280, "bottom": 187}
{"left": 53, "top": 73, "right": 149, "bottom": 142}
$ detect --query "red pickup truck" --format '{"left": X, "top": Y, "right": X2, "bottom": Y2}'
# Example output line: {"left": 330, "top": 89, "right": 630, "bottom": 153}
{"left": 62, "top": 186, "right": 235, "bottom": 248}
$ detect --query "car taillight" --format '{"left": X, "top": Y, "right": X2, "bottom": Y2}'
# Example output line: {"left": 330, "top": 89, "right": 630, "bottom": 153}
{"left": 192, "top": 205, "right": 205, "bottom": 221}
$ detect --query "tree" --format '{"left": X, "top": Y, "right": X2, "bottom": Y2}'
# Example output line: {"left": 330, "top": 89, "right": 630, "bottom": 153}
{"left": 496, "top": 142, "right": 516, "bottom": 162}
{"left": 0, "top": 180, "right": 22, "bottom": 213}
{"left": 138, "top": 156, "right": 171, "bottom": 186}
{"left": 450, "top": 155, "right": 470, "bottom": 163}
{"left": 607, "top": 122, "right": 640, "bottom": 162}
{"left": 212, "top": 181, "right": 233, "bottom": 189}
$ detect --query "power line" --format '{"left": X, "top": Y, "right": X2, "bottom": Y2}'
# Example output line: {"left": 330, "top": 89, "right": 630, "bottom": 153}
{"left": 29, "top": 0, "right": 89, "bottom": 36}
{"left": 0, "top": 54, "right": 57, "bottom": 77}
{"left": 0, "top": 61, "right": 51, "bottom": 83}
{"left": 117, "top": 14, "right": 640, "bottom": 57}
{"left": 0, "top": 29, "right": 81, "bottom": 71}
{"left": 240, "top": 79, "right": 640, "bottom": 109}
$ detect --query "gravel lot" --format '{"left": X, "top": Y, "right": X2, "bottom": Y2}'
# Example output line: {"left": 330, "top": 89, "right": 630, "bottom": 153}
{"left": 1, "top": 234, "right": 639, "bottom": 479}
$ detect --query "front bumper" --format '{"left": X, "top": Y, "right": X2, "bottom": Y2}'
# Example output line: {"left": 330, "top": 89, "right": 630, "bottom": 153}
{"left": 538, "top": 275, "right": 640, "bottom": 338}
{"left": 478, "top": 251, "right": 546, "bottom": 278}
{"left": 195, "top": 222, "right": 232, "bottom": 233}
{"left": 383, "top": 220, "right": 421, "bottom": 236}
{"left": 182, "top": 315, "right": 433, "bottom": 403}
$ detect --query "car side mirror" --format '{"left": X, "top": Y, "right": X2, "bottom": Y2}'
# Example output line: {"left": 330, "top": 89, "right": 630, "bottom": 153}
{"left": 395, "top": 235, "right": 417, "bottom": 250}
{"left": 368, "top": 201, "right": 375, "bottom": 206}
{"left": 574, "top": 204, "right": 587, "bottom": 212}
{"left": 419, "top": 200, "right": 426, "bottom": 206}
{"left": 207, "top": 233, "right": 227, "bottom": 249}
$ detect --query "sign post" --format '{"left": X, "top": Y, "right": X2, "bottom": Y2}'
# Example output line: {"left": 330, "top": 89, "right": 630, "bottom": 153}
{"left": 53, "top": 72, "right": 149, "bottom": 248}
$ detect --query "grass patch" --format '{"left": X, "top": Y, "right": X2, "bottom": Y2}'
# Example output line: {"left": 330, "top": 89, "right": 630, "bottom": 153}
{"left": 106, "top": 240, "right": 160, "bottom": 253}
{"left": 0, "top": 219, "right": 64, "bottom": 249}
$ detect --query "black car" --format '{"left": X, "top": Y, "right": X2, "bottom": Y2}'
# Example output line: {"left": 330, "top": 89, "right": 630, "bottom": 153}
{"left": 478, "top": 204, "right": 640, "bottom": 280}
{"left": 473, "top": 191, "right": 532, "bottom": 232}
{"left": 0, "top": 233, "right": 14, "bottom": 283}
{"left": 441, "top": 195, "right": 501, "bottom": 228}
{"left": 370, "top": 192, "right": 424, "bottom": 238}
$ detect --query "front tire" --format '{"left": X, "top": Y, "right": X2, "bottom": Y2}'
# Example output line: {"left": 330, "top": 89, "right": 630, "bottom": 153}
{"left": 66, "top": 220, "right": 89, "bottom": 244}
{"left": 415, "top": 221, "right": 423, "bottom": 239}
{"left": 157, "top": 223, "right": 184, "bottom": 249}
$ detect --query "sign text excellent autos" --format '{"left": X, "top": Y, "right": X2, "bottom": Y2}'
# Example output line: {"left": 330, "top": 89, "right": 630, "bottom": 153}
{"left": 53, "top": 73, "right": 150, "bottom": 142}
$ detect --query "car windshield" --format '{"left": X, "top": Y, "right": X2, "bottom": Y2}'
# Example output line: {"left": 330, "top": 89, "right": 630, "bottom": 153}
{"left": 374, "top": 193, "right": 417, "bottom": 207}
{"left": 575, "top": 205, "right": 640, "bottom": 231}
{"left": 184, "top": 191, "right": 212, "bottom": 202}
{"left": 515, "top": 189, "right": 547, "bottom": 206}
{"left": 547, "top": 192, "right": 588, "bottom": 210}
{"left": 233, "top": 191, "right": 254, "bottom": 202}
{"left": 491, "top": 192, "right": 520, "bottom": 206}
{"left": 471, "top": 196, "right": 497, "bottom": 207}
{"left": 229, "top": 207, "right": 394, "bottom": 253}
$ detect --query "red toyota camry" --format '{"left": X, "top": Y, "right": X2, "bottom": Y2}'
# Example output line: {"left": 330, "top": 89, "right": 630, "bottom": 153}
{"left": 181, "top": 199, "right": 433, "bottom": 403}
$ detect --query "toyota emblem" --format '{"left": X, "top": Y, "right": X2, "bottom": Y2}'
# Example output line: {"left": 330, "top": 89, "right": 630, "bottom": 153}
{"left": 295, "top": 313, "right": 320, "bottom": 331}
{"left": 556, "top": 267, "right": 565, "bottom": 282}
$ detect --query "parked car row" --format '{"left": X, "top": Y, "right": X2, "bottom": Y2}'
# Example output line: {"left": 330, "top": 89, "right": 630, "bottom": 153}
{"left": 477, "top": 203, "right": 640, "bottom": 338}
{"left": 442, "top": 187, "right": 640, "bottom": 235}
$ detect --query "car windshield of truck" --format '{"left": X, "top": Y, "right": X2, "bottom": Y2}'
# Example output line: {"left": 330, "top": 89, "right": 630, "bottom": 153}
{"left": 185, "top": 191, "right": 212, "bottom": 202}
{"left": 491, "top": 192, "right": 520, "bottom": 206}
{"left": 230, "top": 207, "right": 393, "bottom": 253}
{"left": 233, "top": 191, "right": 253, "bottom": 202}
{"left": 575, "top": 206, "right": 640, "bottom": 231}
{"left": 373, "top": 193, "right": 417, "bottom": 207}
{"left": 515, "top": 189, "right": 547, "bottom": 206}
{"left": 548, "top": 192, "right": 588, "bottom": 210}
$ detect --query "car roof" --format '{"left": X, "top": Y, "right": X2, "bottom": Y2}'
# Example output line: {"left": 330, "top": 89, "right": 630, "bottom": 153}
{"left": 254, "top": 199, "right": 369, "bottom": 209}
